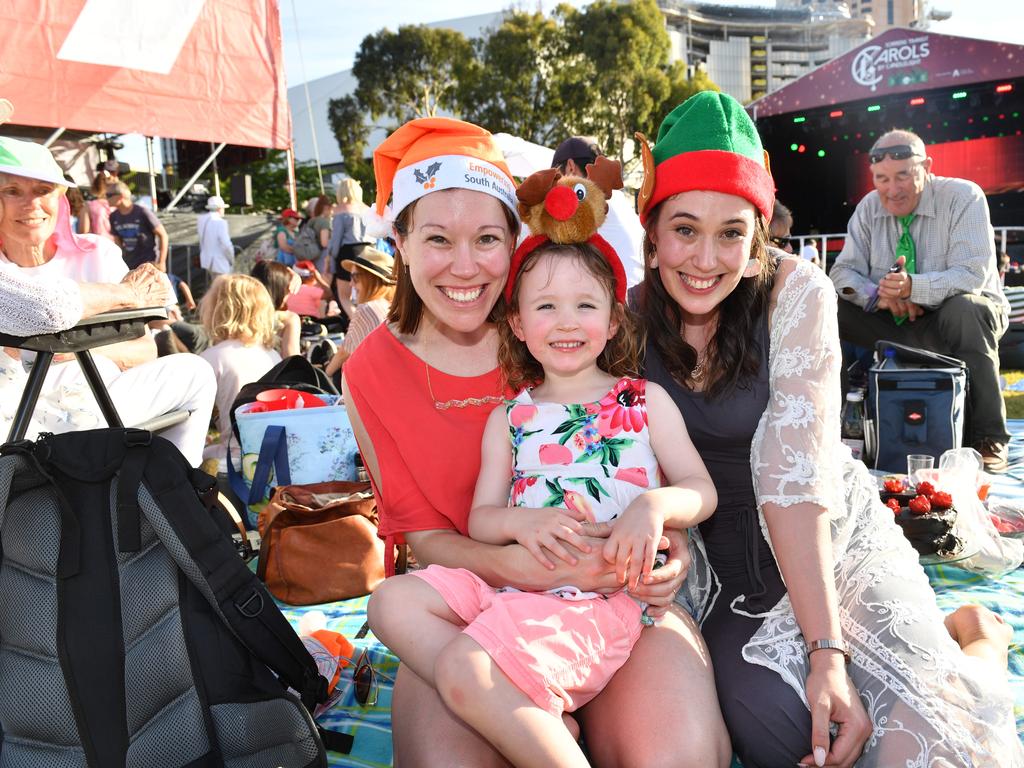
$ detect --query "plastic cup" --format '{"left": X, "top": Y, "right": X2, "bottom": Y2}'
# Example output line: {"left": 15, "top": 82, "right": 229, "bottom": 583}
{"left": 907, "top": 454, "right": 935, "bottom": 479}
{"left": 255, "top": 389, "right": 326, "bottom": 411}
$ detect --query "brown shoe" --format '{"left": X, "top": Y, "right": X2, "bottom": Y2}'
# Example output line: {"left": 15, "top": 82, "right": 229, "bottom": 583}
{"left": 974, "top": 438, "right": 1009, "bottom": 474}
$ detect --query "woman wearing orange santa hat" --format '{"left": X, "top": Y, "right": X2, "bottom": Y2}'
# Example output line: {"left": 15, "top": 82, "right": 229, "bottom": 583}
{"left": 343, "top": 117, "right": 730, "bottom": 767}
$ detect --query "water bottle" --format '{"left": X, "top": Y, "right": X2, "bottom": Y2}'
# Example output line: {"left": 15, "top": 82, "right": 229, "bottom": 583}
{"left": 841, "top": 390, "right": 866, "bottom": 462}
{"left": 354, "top": 452, "right": 369, "bottom": 483}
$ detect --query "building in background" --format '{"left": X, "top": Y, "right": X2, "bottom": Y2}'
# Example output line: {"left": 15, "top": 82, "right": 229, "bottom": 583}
{"left": 660, "top": 1, "right": 872, "bottom": 103}
{"left": 777, "top": 0, "right": 927, "bottom": 33}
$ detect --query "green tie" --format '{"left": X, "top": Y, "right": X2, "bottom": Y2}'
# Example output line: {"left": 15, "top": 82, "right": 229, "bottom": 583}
{"left": 892, "top": 214, "right": 916, "bottom": 325}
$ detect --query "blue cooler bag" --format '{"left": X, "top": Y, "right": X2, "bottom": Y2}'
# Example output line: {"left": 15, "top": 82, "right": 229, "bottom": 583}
{"left": 866, "top": 341, "right": 967, "bottom": 473}
{"left": 228, "top": 395, "right": 358, "bottom": 526}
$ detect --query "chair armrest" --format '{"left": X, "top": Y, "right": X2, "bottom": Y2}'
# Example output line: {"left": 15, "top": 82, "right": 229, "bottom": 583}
{"left": 0, "top": 307, "right": 167, "bottom": 354}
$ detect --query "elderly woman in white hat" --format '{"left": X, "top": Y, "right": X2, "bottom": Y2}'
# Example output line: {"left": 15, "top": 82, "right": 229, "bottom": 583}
{"left": 0, "top": 135, "right": 215, "bottom": 465}
{"left": 323, "top": 243, "right": 395, "bottom": 379}
{"left": 198, "top": 194, "right": 234, "bottom": 276}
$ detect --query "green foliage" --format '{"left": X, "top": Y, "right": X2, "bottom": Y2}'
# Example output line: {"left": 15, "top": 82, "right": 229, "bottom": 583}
{"left": 352, "top": 25, "right": 476, "bottom": 124}
{"left": 228, "top": 150, "right": 322, "bottom": 212}
{"left": 327, "top": 94, "right": 375, "bottom": 200}
{"left": 326, "top": 1, "right": 720, "bottom": 178}
{"left": 460, "top": 11, "right": 566, "bottom": 147}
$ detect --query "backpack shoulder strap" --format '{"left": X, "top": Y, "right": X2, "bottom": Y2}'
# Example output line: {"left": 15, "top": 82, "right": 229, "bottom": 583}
{"left": 139, "top": 438, "right": 328, "bottom": 711}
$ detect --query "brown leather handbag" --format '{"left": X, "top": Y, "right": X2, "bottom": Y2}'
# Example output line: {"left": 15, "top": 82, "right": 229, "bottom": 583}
{"left": 257, "top": 481, "right": 385, "bottom": 605}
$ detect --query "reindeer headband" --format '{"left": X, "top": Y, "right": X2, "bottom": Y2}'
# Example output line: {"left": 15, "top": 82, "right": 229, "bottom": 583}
{"left": 506, "top": 157, "right": 627, "bottom": 303}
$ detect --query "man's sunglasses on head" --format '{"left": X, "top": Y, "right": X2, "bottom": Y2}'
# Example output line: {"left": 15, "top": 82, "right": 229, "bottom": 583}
{"left": 868, "top": 145, "right": 922, "bottom": 164}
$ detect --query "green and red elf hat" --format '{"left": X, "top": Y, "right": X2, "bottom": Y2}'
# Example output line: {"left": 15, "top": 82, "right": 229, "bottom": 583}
{"left": 636, "top": 91, "right": 775, "bottom": 225}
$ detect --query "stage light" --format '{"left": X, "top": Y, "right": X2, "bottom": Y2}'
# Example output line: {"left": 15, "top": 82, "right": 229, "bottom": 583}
{"left": 867, "top": 105, "right": 881, "bottom": 112}
{"left": 943, "top": 121, "right": 949, "bottom": 127}
{"left": 983, "top": 116, "right": 990, "bottom": 122}
{"left": 793, "top": 116, "right": 806, "bottom": 123}
{"left": 952, "top": 91, "right": 967, "bottom": 99}
{"left": 1000, "top": 114, "right": 1006, "bottom": 120}
{"left": 829, "top": 110, "right": 843, "bottom": 118}
{"left": 817, "top": 149, "right": 826, "bottom": 157}
{"left": 798, "top": 145, "right": 806, "bottom": 153}
{"left": 996, "top": 83, "right": 1013, "bottom": 94}
{"left": 909, "top": 97, "right": 925, "bottom": 106}
{"left": 1014, "top": 112, "right": 1020, "bottom": 118}
{"left": 790, "top": 143, "right": 799, "bottom": 151}
{"left": 843, "top": 134, "right": 849, "bottom": 140}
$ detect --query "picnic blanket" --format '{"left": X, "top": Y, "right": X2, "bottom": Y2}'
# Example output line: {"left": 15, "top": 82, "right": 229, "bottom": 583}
{"left": 282, "top": 419, "right": 1024, "bottom": 766}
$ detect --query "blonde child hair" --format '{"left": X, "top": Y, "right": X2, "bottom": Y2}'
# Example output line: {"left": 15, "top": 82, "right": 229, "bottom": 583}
{"left": 199, "top": 274, "right": 276, "bottom": 348}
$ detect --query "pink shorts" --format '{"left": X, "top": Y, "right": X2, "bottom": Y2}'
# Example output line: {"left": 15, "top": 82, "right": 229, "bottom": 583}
{"left": 412, "top": 565, "right": 643, "bottom": 716}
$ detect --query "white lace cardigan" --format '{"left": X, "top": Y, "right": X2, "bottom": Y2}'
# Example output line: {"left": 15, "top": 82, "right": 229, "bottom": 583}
{"left": 0, "top": 265, "right": 83, "bottom": 336}
{"left": 687, "top": 259, "right": 1022, "bottom": 766}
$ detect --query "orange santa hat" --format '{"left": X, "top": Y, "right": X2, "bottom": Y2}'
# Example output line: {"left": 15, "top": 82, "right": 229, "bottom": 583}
{"left": 372, "top": 117, "right": 519, "bottom": 221}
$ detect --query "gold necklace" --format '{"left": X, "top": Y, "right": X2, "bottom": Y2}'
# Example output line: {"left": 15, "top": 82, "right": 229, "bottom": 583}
{"left": 691, "top": 352, "right": 707, "bottom": 383}
{"left": 423, "top": 334, "right": 504, "bottom": 411}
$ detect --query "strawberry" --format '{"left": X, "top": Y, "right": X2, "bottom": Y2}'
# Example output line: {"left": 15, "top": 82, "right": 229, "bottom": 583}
{"left": 929, "top": 491, "right": 953, "bottom": 510}
{"left": 883, "top": 478, "right": 905, "bottom": 493}
{"left": 908, "top": 495, "right": 932, "bottom": 515}
{"left": 885, "top": 498, "right": 902, "bottom": 514}
{"left": 915, "top": 481, "right": 935, "bottom": 497}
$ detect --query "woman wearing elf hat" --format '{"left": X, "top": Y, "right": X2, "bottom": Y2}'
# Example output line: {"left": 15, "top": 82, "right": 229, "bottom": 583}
{"left": 344, "top": 117, "right": 729, "bottom": 766}
{"left": 0, "top": 135, "right": 216, "bottom": 466}
{"left": 634, "top": 91, "right": 1021, "bottom": 767}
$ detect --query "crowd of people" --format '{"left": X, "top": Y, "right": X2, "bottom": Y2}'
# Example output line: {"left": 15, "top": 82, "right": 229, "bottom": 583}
{"left": 1, "top": 85, "right": 1022, "bottom": 768}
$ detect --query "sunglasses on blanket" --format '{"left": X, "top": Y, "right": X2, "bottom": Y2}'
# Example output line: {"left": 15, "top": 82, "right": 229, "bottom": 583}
{"left": 342, "top": 649, "right": 396, "bottom": 707}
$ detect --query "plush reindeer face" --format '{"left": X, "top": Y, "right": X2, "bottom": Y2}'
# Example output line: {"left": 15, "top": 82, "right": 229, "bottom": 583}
{"left": 516, "top": 156, "right": 624, "bottom": 244}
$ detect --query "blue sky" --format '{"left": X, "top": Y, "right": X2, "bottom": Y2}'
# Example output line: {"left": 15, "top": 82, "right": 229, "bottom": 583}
{"left": 121, "top": 0, "right": 1021, "bottom": 169}
{"left": 278, "top": 0, "right": 1022, "bottom": 85}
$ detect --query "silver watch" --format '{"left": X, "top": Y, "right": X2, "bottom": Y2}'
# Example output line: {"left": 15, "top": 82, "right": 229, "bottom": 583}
{"left": 806, "top": 638, "right": 851, "bottom": 665}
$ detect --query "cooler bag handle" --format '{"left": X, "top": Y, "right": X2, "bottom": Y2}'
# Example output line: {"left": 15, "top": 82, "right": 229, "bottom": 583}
{"left": 227, "top": 425, "right": 293, "bottom": 516}
{"left": 875, "top": 340, "right": 965, "bottom": 370}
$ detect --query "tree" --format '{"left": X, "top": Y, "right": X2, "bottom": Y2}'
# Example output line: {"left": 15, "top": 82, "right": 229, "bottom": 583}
{"left": 230, "top": 150, "right": 322, "bottom": 212}
{"left": 459, "top": 11, "right": 566, "bottom": 147}
{"left": 352, "top": 25, "right": 476, "bottom": 125}
{"left": 555, "top": 0, "right": 675, "bottom": 163}
{"left": 327, "top": 94, "right": 375, "bottom": 201}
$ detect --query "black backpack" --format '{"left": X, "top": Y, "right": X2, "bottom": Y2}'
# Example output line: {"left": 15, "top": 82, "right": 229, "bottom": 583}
{"left": 0, "top": 428, "right": 346, "bottom": 767}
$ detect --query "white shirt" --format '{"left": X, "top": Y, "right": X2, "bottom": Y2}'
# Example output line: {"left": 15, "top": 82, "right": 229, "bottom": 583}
{"left": 200, "top": 339, "right": 281, "bottom": 462}
{"left": 198, "top": 211, "right": 234, "bottom": 274}
{"left": 601, "top": 190, "right": 646, "bottom": 288}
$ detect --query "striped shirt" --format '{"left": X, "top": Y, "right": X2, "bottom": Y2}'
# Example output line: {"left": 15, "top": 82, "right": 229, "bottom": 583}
{"left": 830, "top": 175, "right": 1008, "bottom": 316}
{"left": 341, "top": 298, "right": 390, "bottom": 356}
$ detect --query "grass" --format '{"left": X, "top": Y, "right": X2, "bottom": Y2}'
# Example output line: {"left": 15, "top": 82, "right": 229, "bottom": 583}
{"left": 1005, "top": 370, "right": 1024, "bottom": 419}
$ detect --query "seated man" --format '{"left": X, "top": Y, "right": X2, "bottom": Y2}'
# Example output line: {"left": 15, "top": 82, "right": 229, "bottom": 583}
{"left": 830, "top": 129, "right": 1010, "bottom": 472}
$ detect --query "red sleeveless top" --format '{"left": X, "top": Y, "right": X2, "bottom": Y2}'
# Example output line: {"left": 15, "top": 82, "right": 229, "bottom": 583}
{"left": 345, "top": 325, "right": 504, "bottom": 575}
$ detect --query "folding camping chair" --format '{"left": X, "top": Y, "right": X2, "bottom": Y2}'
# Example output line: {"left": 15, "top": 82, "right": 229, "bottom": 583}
{"left": 0, "top": 307, "right": 188, "bottom": 442}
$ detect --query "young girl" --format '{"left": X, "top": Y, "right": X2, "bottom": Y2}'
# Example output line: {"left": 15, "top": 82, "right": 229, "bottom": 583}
{"left": 369, "top": 239, "right": 717, "bottom": 768}
{"left": 198, "top": 274, "right": 281, "bottom": 470}
{"left": 250, "top": 260, "right": 301, "bottom": 358}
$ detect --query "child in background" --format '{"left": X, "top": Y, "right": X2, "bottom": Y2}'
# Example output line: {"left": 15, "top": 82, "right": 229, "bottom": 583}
{"left": 285, "top": 260, "right": 332, "bottom": 317}
{"left": 369, "top": 238, "right": 716, "bottom": 768}
{"left": 250, "top": 260, "right": 301, "bottom": 358}
{"left": 199, "top": 274, "right": 282, "bottom": 470}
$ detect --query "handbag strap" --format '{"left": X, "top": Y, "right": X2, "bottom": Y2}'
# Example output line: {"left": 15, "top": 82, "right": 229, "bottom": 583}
{"left": 226, "top": 426, "right": 293, "bottom": 524}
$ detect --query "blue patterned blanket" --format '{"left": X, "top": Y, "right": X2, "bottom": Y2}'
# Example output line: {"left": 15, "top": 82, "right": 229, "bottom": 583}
{"left": 282, "top": 420, "right": 1024, "bottom": 765}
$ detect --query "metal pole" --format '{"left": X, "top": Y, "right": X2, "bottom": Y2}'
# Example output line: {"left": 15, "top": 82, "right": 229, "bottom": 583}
{"left": 165, "top": 142, "right": 227, "bottom": 211}
{"left": 145, "top": 136, "right": 159, "bottom": 211}
{"left": 42, "top": 127, "right": 66, "bottom": 148}
{"left": 211, "top": 142, "right": 221, "bottom": 197}
{"left": 289, "top": 0, "right": 324, "bottom": 195}
{"left": 286, "top": 146, "right": 298, "bottom": 211}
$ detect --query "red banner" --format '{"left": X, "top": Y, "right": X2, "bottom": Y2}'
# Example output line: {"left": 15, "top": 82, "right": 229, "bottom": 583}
{"left": 751, "top": 28, "right": 1024, "bottom": 120}
{"left": 0, "top": 0, "right": 290, "bottom": 149}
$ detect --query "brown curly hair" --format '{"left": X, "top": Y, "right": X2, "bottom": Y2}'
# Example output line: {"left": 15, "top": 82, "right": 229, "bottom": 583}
{"left": 498, "top": 242, "right": 643, "bottom": 393}
{"left": 637, "top": 210, "right": 776, "bottom": 398}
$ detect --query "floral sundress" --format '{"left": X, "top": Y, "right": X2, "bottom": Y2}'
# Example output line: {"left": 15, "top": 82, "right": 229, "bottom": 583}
{"left": 506, "top": 377, "right": 714, "bottom": 615}
{"left": 508, "top": 378, "right": 659, "bottom": 523}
